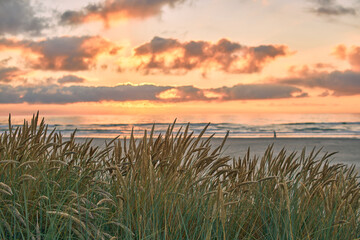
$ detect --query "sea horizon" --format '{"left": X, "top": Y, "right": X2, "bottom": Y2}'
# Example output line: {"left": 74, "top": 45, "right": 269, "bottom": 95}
{"left": 1, "top": 113, "right": 359, "bottom": 139}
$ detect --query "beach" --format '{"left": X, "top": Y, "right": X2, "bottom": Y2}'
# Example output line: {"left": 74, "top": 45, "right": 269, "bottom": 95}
{"left": 79, "top": 137, "right": 360, "bottom": 168}
{"left": 3, "top": 118, "right": 360, "bottom": 238}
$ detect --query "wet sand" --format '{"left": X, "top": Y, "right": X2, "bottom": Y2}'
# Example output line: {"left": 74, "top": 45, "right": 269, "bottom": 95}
{"left": 75, "top": 137, "right": 360, "bottom": 168}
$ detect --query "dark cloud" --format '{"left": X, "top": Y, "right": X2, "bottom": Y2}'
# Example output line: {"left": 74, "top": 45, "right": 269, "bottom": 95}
{"left": 313, "top": 62, "right": 335, "bottom": 69}
{"left": 0, "top": 57, "right": 25, "bottom": 82}
{"left": 156, "top": 84, "right": 306, "bottom": 101}
{"left": 319, "top": 90, "right": 330, "bottom": 97}
{"left": 0, "top": 85, "right": 22, "bottom": 103}
{"left": 0, "top": 36, "right": 119, "bottom": 71}
{"left": 281, "top": 70, "right": 360, "bottom": 96}
{"left": 60, "top": 0, "right": 186, "bottom": 26}
{"left": 212, "top": 84, "right": 304, "bottom": 100}
{"left": 135, "top": 36, "right": 180, "bottom": 55}
{"left": 316, "top": 6, "right": 356, "bottom": 16}
{"left": 0, "top": 67, "right": 26, "bottom": 83}
{"left": 0, "top": 57, "right": 12, "bottom": 65}
{"left": 311, "top": 0, "right": 357, "bottom": 16}
{"left": 58, "top": 75, "right": 86, "bottom": 84}
{"left": 4, "top": 84, "right": 171, "bottom": 104}
{"left": 133, "top": 37, "right": 290, "bottom": 75}
{"left": 0, "top": 0, "right": 48, "bottom": 35}
{"left": 0, "top": 82, "right": 306, "bottom": 104}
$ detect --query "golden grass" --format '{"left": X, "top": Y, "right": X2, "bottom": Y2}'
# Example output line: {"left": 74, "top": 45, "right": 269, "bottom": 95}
{"left": 0, "top": 113, "right": 359, "bottom": 239}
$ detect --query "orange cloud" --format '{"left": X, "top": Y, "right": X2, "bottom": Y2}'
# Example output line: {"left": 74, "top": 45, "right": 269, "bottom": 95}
{"left": 132, "top": 37, "right": 291, "bottom": 76}
{"left": 287, "top": 63, "right": 334, "bottom": 77}
{"left": 333, "top": 44, "right": 360, "bottom": 71}
{"left": 0, "top": 36, "right": 119, "bottom": 71}
{"left": 333, "top": 44, "right": 347, "bottom": 60}
{"left": 348, "top": 48, "right": 360, "bottom": 71}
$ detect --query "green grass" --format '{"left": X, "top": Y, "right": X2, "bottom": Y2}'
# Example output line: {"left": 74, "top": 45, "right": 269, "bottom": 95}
{"left": 0, "top": 113, "right": 359, "bottom": 239}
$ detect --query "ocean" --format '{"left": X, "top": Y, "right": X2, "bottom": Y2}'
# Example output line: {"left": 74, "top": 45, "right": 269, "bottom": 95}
{"left": 0, "top": 113, "right": 359, "bottom": 139}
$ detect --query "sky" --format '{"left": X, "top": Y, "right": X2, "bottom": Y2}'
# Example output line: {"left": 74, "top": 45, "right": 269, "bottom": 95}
{"left": 0, "top": 0, "right": 360, "bottom": 116}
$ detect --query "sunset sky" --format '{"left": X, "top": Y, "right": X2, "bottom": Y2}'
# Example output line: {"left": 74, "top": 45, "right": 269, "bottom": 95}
{"left": 0, "top": 0, "right": 360, "bottom": 116}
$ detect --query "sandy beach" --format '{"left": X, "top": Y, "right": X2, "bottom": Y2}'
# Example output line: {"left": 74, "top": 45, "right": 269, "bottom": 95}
{"left": 77, "top": 137, "right": 360, "bottom": 168}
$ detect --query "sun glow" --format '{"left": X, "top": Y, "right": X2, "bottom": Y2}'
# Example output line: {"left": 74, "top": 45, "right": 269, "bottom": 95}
{"left": 156, "top": 89, "right": 181, "bottom": 100}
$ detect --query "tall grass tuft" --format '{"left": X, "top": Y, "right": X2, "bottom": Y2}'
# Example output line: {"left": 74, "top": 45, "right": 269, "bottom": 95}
{"left": 0, "top": 113, "right": 359, "bottom": 239}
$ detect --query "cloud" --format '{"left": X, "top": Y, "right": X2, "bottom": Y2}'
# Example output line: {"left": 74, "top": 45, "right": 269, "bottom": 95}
{"left": 0, "top": 57, "right": 12, "bottom": 65}
{"left": 0, "top": 0, "right": 48, "bottom": 35}
{"left": 313, "top": 62, "right": 335, "bottom": 69}
{"left": 58, "top": 75, "right": 86, "bottom": 84}
{"left": 287, "top": 63, "right": 335, "bottom": 78}
{"left": 60, "top": 0, "right": 186, "bottom": 26}
{"left": 160, "top": 84, "right": 305, "bottom": 102}
{"left": 311, "top": 0, "right": 357, "bottom": 16}
{"left": 2, "top": 84, "right": 171, "bottom": 104}
{"left": 333, "top": 45, "right": 360, "bottom": 71}
{"left": 0, "top": 57, "right": 26, "bottom": 82}
{"left": 281, "top": 70, "right": 360, "bottom": 96}
{"left": 0, "top": 67, "right": 26, "bottom": 83}
{"left": 0, "top": 36, "right": 119, "bottom": 71}
{"left": 319, "top": 90, "right": 330, "bottom": 97}
{"left": 0, "top": 82, "right": 306, "bottom": 104}
{"left": 157, "top": 86, "right": 209, "bottom": 101}
{"left": 333, "top": 44, "right": 347, "bottom": 60}
{"left": 211, "top": 84, "right": 305, "bottom": 100}
{"left": 133, "top": 37, "right": 290, "bottom": 75}
{"left": 0, "top": 85, "right": 22, "bottom": 103}
{"left": 348, "top": 48, "right": 360, "bottom": 71}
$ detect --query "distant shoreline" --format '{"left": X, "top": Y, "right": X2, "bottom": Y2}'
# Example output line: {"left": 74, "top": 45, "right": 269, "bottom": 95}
{"left": 69, "top": 136, "right": 360, "bottom": 142}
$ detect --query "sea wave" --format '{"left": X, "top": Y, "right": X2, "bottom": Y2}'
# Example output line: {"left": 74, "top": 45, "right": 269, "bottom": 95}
{"left": 1, "top": 121, "right": 360, "bottom": 138}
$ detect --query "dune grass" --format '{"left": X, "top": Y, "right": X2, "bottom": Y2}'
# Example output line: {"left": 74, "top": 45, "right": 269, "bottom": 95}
{"left": 0, "top": 113, "right": 359, "bottom": 239}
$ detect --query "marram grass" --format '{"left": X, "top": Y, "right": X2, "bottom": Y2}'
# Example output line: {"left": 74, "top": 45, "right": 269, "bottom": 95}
{"left": 0, "top": 113, "right": 359, "bottom": 239}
